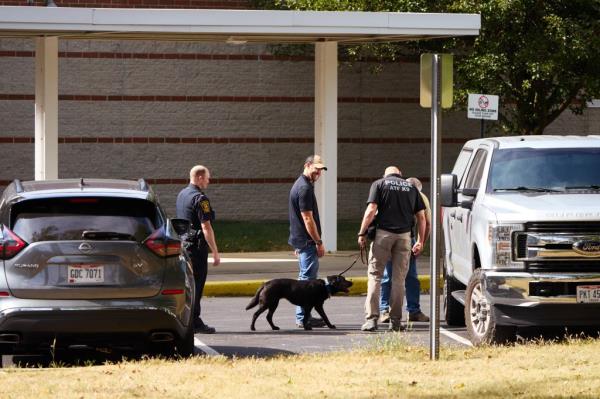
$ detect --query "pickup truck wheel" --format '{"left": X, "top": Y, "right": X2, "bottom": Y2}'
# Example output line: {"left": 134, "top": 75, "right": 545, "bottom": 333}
{"left": 465, "top": 269, "right": 516, "bottom": 346}
{"left": 444, "top": 271, "right": 465, "bottom": 327}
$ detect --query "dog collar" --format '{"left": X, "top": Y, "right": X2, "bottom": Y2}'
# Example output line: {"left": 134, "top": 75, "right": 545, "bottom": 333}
{"left": 325, "top": 282, "right": 333, "bottom": 298}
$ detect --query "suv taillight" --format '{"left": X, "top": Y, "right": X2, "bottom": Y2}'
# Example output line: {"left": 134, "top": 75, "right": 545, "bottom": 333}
{"left": 0, "top": 227, "right": 27, "bottom": 259}
{"left": 144, "top": 227, "right": 181, "bottom": 258}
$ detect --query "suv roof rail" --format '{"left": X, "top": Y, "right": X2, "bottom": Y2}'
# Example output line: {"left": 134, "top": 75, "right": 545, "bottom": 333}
{"left": 138, "top": 178, "right": 149, "bottom": 192}
{"left": 13, "top": 179, "right": 24, "bottom": 193}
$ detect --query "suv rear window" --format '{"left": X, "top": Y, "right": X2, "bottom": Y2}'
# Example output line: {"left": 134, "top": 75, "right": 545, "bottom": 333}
{"left": 11, "top": 197, "right": 160, "bottom": 243}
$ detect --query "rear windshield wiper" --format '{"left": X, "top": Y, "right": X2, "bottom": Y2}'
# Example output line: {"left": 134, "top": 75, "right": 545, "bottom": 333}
{"left": 82, "top": 231, "right": 136, "bottom": 241}
{"left": 564, "top": 185, "right": 600, "bottom": 190}
{"left": 493, "top": 186, "right": 563, "bottom": 193}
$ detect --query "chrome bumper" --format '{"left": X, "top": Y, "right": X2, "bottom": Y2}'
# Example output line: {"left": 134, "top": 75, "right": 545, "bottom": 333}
{"left": 481, "top": 271, "right": 600, "bottom": 327}
{"left": 483, "top": 271, "right": 600, "bottom": 305}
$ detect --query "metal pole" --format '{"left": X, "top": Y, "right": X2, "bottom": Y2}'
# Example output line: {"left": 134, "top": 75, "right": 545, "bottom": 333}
{"left": 480, "top": 119, "right": 485, "bottom": 138}
{"left": 429, "top": 54, "right": 441, "bottom": 361}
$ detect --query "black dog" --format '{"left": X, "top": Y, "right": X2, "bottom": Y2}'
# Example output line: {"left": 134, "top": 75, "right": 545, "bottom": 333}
{"left": 246, "top": 275, "right": 353, "bottom": 331}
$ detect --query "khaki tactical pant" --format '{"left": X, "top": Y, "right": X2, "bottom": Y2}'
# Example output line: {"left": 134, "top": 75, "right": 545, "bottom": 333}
{"left": 364, "top": 229, "right": 412, "bottom": 322}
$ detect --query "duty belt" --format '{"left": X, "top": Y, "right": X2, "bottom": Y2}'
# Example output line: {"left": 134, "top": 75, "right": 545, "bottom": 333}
{"left": 184, "top": 228, "right": 205, "bottom": 243}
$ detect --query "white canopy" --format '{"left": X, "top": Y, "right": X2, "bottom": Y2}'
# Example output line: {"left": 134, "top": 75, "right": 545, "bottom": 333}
{"left": 0, "top": 7, "right": 480, "bottom": 43}
{"left": 0, "top": 6, "right": 480, "bottom": 251}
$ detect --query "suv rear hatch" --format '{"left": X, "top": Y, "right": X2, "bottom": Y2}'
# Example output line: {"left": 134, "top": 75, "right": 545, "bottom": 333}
{"left": 4, "top": 197, "right": 167, "bottom": 300}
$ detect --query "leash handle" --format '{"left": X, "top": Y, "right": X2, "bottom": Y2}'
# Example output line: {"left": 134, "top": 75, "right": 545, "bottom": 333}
{"left": 338, "top": 247, "right": 367, "bottom": 276}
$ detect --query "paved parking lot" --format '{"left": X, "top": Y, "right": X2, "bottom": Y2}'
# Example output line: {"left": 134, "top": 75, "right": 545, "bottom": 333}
{"left": 195, "top": 295, "right": 471, "bottom": 357}
{"left": 195, "top": 251, "right": 472, "bottom": 357}
{"left": 0, "top": 295, "right": 469, "bottom": 367}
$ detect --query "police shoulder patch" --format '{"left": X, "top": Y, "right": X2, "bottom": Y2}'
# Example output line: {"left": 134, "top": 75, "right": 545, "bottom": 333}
{"left": 200, "top": 199, "right": 211, "bottom": 213}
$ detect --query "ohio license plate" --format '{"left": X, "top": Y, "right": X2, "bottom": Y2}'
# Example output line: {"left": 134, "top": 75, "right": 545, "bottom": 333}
{"left": 68, "top": 265, "right": 104, "bottom": 284}
{"left": 576, "top": 285, "right": 600, "bottom": 303}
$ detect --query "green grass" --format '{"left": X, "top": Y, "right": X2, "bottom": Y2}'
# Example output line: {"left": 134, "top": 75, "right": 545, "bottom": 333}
{"left": 213, "top": 220, "right": 430, "bottom": 254}
{"left": 213, "top": 220, "right": 290, "bottom": 252}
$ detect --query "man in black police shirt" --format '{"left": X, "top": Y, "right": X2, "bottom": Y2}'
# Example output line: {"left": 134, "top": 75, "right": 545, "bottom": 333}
{"left": 176, "top": 165, "right": 220, "bottom": 334}
{"left": 357, "top": 166, "right": 426, "bottom": 332}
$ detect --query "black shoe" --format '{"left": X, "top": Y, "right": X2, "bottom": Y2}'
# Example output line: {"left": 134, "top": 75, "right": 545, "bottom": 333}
{"left": 389, "top": 319, "right": 406, "bottom": 332}
{"left": 193, "top": 319, "right": 216, "bottom": 334}
{"left": 408, "top": 311, "right": 430, "bottom": 322}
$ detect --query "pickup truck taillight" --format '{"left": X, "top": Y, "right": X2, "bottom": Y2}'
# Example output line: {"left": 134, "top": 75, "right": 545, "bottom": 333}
{"left": 0, "top": 227, "right": 27, "bottom": 259}
{"left": 143, "top": 227, "right": 181, "bottom": 258}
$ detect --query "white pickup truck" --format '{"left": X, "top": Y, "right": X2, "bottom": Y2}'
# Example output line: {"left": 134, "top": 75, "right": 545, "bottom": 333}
{"left": 441, "top": 135, "right": 600, "bottom": 345}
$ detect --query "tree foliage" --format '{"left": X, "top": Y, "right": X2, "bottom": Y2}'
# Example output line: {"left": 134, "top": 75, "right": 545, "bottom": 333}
{"left": 254, "top": 0, "right": 600, "bottom": 135}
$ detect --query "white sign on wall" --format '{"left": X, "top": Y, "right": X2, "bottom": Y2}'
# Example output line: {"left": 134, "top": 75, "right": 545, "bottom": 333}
{"left": 467, "top": 94, "right": 499, "bottom": 120}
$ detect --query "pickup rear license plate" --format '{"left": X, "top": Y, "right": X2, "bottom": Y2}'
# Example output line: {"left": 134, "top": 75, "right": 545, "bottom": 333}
{"left": 68, "top": 265, "right": 104, "bottom": 284}
{"left": 576, "top": 285, "right": 600, "bottom": 303}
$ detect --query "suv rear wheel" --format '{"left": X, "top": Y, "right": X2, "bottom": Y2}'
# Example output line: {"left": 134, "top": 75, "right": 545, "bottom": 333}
{"left": 465, "top": 269, "right": 516, "bottom": 345}
{"left": 174, "top": 323, "right": 194, "bottom": 358}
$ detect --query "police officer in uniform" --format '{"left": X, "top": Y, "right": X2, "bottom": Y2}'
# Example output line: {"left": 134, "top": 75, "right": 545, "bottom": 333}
{"left": 176, "top": 165, "right": 220, "bottom": 334}
{"left": 357, "top": 166, "right": 426, "bottom": 332}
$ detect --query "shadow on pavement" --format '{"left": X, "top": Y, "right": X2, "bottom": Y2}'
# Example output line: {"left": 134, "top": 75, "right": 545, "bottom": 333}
{"left": 207, "top": 328, "right": 357, "bottom": 336}
{"left": 207, "top": 346, "right": 296, "bottom": 358}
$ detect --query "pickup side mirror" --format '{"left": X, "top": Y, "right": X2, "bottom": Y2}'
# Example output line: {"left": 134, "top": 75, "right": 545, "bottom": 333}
{"left": 441, "top": 174, "right": 458, "bottom": 207}
{"left": 170, "top": 218, "right": 190, "bottom": 236}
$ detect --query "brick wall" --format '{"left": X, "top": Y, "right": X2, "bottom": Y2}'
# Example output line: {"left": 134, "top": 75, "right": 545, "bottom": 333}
{"left": 1, "top": 36, "right": 598, "bottom": 220}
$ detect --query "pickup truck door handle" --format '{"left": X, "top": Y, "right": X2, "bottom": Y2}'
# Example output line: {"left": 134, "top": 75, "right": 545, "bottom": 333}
{"left": 456, "top": 214, "right": 463, "bottom": 222}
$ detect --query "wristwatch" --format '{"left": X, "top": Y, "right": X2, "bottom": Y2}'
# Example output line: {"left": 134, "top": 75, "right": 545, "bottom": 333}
{"left": 315, "top": 239, "right": 323, "bottom": 245}
{"left": 357, "top": 232, "right": 366, "bottom": 237}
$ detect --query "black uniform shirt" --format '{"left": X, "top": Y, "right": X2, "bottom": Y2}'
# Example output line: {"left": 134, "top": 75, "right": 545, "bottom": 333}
{"left": 367, "top": 173, "right": 425, "bottom": 234}
{"left": 175, "top": 184, "right": 214, "bottom": 232}
{"left": 288, "top": 174, "right": 321, "bottom": 249}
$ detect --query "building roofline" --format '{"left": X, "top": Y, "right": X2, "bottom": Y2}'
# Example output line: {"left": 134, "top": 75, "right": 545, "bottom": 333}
{"left": 0, "top": 7, "right": 480, "bottom": 43}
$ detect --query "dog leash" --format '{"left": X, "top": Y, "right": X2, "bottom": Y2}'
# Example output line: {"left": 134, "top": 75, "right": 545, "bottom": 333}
{"left": 338, "top": 247, "right": 367, "bottom": 276}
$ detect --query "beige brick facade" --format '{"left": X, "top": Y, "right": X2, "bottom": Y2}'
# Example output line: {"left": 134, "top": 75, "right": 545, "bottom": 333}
{"left": 1, "top": 32, "right": 598, "bottom": 220}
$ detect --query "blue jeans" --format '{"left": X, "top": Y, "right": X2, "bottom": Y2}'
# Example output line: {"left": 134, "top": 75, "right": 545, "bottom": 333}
{"left": 295, "top": 244, "right": 319, "bottom": 323}
{"left": 380, "top": 238, "right": 420, "bottom": 314}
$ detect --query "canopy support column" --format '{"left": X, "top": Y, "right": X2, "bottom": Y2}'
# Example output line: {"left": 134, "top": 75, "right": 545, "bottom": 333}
{"left": 34, "top": 36, "right": 58, "bottom": 180}
{"left": 314, "top": 41, "right": 338, "bottom": 252}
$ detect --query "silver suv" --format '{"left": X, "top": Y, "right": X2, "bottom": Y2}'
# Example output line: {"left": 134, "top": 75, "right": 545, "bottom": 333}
{"left": 0, "top": 178, "right": 195, "bottom": 356}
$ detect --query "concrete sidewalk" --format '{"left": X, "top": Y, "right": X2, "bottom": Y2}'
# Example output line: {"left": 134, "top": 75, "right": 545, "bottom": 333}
{"left": 204, "top": 251, "right": 433, "bottom": 296}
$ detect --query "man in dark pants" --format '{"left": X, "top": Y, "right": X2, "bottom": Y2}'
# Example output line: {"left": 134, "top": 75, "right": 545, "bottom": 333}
{"left": 176, "top": 165, "right": 220, "bottom": 334}
{"left": 288, "top": 155, "right": 327, "bottom": 328}
{"left": 357, "top": 166, "right": 426, "bottom": 332}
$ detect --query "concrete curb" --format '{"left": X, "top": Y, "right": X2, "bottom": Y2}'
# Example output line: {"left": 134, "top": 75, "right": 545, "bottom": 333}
{"left": 204, "top": 275, "right": 439, "bottom": 297}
